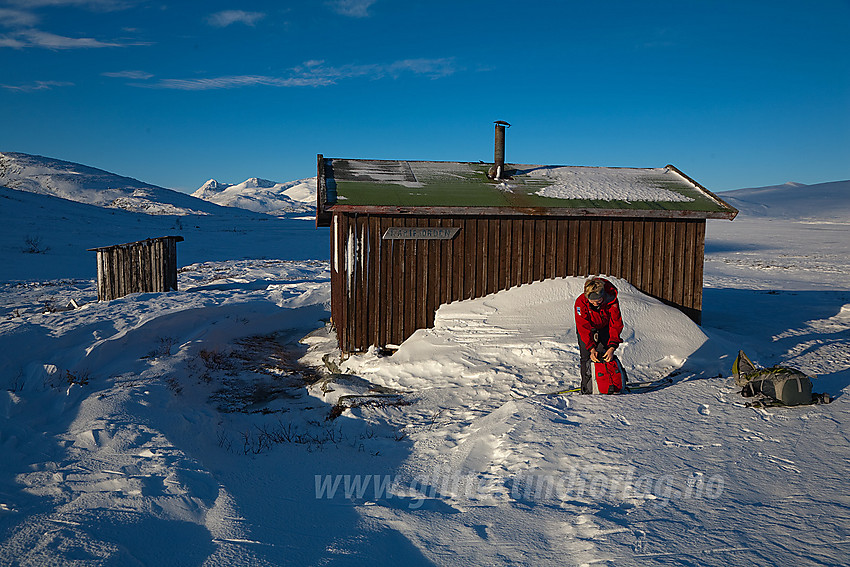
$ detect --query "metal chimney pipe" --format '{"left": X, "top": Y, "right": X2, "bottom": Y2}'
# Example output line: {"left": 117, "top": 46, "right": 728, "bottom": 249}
{"left": 489, "top": 120, "right": 511, "bottom": 180}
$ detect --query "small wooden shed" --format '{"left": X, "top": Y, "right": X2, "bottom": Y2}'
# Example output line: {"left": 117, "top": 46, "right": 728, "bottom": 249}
{"left": 316, "top": 143, "right": 737, "bottom": 354}
{"left": 88, "top": 236, "right": 183, "bottom": 301}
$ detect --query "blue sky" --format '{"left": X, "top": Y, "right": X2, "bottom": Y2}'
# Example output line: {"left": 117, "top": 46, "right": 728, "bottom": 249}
{"left": 1, "top": 0, "right": 848, "bottom": 193}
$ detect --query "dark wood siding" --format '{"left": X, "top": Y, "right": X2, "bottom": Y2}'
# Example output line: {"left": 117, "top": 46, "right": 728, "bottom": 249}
{"left": 89, "top": 236, "right": 182, "bottom": 301}
{"left": 332, "top": 213, "right": 706, "bottom": 353}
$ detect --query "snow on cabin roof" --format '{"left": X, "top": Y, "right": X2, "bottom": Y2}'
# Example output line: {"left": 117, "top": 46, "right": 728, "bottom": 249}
{"left": 317, "top": 157, "right": 738, "bottom": 220}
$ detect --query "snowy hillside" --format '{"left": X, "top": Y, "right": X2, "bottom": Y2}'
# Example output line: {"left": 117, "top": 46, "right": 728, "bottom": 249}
{"left": 0, "top": 152, "right": 223, "bottom": 216}
{"left": 0, "top": 184, "right": 326, "bottom": 282}
{"left": 192, "top": 177, "right": 316, "bottom": 216}
{"left": 719, "top": 179, "right": 850, "bottom": 222}
{"left": 707, "top": 179, "right": 850, "bottom": 291}
{"left": 0, "top": 166, "right": 849, "bottom": 565}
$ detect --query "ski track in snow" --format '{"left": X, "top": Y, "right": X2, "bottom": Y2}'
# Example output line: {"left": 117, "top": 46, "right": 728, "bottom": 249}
{"left": 1, "top": 178, "right": 850, "bottom": 565}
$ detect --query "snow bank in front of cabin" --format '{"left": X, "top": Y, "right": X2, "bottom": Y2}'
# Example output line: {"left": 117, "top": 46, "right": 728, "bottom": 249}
{"left": 343, "top": 276, "right": 716, "bottom": 394}
{"left": 529, "top": 166, "right": 695, "bottom": 202}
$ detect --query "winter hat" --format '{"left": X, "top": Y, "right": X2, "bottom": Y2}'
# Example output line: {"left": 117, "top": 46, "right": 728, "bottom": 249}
{"left": 584, "top": 278, "right": 605, "bottom": 301}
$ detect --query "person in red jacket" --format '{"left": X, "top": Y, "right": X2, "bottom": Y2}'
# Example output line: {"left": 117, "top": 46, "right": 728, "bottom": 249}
{"left": 575, "top": 277, "right": 625, "bottom": 394}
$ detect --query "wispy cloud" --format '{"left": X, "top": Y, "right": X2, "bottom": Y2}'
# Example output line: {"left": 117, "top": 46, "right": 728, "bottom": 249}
{"left": 17, "top": 29, "right": 122, "bottom": 48}
{"left": 145, "top": 75, "right": 335, "bottom": 91}
{"left": 291, "top": 58, "right": 458, "bottom": 81}
{"left": 0, "top": 0, "right": 142, "bottom": 49}
{"left": 0, "top": 28, "right": 148, "bottom": 49}
{"left": 102, "top": 70, "right": 153, "bottom": 80}
{"left": 327, "top": 0, "right": 377, "bottom": 18}
{"left": 0, "top": 35, "right": 25, "bottom": 47}
{"left": 0, "top": 8, "right": 39, "bottom": 27}
{"left": 206, "top": 10, "right": 265, "bottom": 28}
{"left": 3, "top": 0, "right": 134, "bottom": 11}
{"left": 1, "top": 79, "right": 74, "bottom": 92}
{"left": 143, "top": 57, "right": 457, "bottom": 91}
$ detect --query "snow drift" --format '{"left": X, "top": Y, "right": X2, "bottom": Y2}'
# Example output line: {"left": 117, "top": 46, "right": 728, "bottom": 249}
{"left": 343, "top": 276, "right": 714, "bottom": 393}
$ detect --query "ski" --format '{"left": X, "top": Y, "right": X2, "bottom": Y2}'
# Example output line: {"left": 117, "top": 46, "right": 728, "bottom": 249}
{"left": 547, "top": 387, "right": 582, "bottom": 395}
{"left": 625, "top": 377, "right": 673, "bottom": 392}
{"left": 626, "top": 377, "right": 673, "bottom": 388}
{"left": 534, "top": 375, "right": 677, "bottom": 398}
{"left": 543, "top": 377, "right": 674, "bottom": 396}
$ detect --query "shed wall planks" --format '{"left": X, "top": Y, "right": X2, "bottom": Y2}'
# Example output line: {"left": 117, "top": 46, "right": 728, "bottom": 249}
{"left": 332, "top": 213, "right": 706, "bottom": 353}
{"left": 89, "top": 236, "right": 183, "bottom": 301}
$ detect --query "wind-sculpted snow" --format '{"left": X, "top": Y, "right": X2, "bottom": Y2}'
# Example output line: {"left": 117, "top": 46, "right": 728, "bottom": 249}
{"left": 0, "top": 167, "right": 849, "bottom": 565}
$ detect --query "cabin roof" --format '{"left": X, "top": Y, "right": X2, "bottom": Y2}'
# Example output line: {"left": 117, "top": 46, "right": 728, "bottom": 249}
{"left": 317, "top": 156, "right": 738, "bottom": 222}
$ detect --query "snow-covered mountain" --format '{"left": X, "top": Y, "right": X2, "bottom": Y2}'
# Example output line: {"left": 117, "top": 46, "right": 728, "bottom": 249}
{"left": 192, "top": 176, "right": 316, "bottom": 216}
{"left": 0, "top": 152, "right": 225, "bottom": 216}
{"left": 719, "top": 179, "right": 850, "bottom": 222}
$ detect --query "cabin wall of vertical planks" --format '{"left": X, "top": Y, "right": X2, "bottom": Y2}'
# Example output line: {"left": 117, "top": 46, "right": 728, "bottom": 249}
{"left": 88, "top": 236, "right": 183, "bottom": 301}
{"left": 330, "top": 213, "right": 705, "bottom": 353}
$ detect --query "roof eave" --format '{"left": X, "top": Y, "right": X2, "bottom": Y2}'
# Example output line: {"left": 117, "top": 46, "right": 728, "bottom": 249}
{"left": 665, "top": 164, "right": 738, "bottom": 220}
{"left": 326, "top": 204, "right": 737, "bottom": 220}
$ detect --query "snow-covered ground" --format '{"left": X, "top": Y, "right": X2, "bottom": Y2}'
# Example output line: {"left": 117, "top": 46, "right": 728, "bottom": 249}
{"left": 1, "top": 162, "right": 848, "bottom": 566}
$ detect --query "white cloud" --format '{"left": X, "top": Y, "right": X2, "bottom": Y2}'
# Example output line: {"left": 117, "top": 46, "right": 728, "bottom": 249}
{"left": 0, "top": 35, "right": 26, "bottom": 48}
{"left": 3, "top": 0, "right": 133, "bottom": 11}
{"left": 144, "top": 57, "right": 458, "bottom": 91}
{"left": 206, "top": 10, "right": 265, "bottom": 28}
{"left": 0, "top": 8, "right": 39, "bottom": 27}
{"left": 328, "top": 0, "right": 377, "bottom": 18}
{"left": 102, "top": 70, "right": 153, "bottom": 80}
{"left": 0, "top": 28, "right": 148, "bottom": 49}
{"left": 18, "top": 29, "right": 121, "bottom": 48}
{"left": 146, "top": 75, "right": 335, "bottom": 91}
{"left": 0, "top": 0, "right": 145, "bottom": 49}
{"left": 1, "top": 80, "right": 74, "bottom": 92}
{"left": 292, "top": 58, "right": 457, "bottom": 81}
{"left": 386, "top": 58, "right": 457, "bottom": 79}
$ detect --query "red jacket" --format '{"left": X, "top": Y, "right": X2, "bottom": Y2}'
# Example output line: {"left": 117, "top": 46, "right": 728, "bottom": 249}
{"left": 574, "top": 279, "right": 624, "bottom": 352}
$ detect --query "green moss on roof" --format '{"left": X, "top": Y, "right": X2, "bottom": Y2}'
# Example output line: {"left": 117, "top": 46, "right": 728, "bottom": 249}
{"left": 323, "top": 158, "right": 736, "bottom": 217}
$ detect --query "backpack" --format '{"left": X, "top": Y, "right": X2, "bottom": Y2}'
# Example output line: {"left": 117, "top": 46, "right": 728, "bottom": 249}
{"left": 591, "top": 356, "right": 626, "bottom": 394}
{"left": 733, "top": 350, "right": 827, "bottom": 407}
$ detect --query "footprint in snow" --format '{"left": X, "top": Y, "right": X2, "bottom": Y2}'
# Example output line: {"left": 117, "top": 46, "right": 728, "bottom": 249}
{"left": 612, "top": 413, "right": 631, "bottom": 426}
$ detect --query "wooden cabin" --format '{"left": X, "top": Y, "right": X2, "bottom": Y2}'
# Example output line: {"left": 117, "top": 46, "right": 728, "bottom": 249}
{"left": 316, "top": 129, "right": 737, "bottom": 354}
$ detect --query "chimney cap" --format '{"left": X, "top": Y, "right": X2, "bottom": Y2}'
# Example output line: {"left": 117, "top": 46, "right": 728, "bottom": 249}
{"left": 494, "top": 120, "right": 511, "bottom": 127}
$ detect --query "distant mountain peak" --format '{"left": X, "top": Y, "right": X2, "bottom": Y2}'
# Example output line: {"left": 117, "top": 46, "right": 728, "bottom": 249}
{"left": 199, "top": 179, "right": 227, "bottom": 192}
{"left": 191, "top": 175, "right": 317, "bottom": 216}
{"left": 241, "top": 177, "right": 276, "bottom": 189}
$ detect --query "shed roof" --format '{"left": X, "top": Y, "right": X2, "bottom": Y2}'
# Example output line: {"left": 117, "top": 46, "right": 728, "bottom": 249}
{"left": 317, "top": 156, "right": 737, "bottom": 222}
